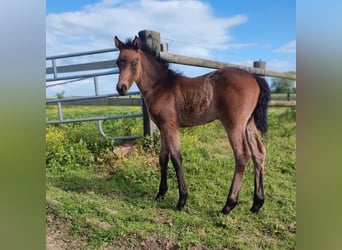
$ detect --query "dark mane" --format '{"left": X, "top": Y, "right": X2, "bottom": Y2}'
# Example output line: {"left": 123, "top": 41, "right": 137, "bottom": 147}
{"left": 123, "top": 38, "right": 181, "bottom": 77}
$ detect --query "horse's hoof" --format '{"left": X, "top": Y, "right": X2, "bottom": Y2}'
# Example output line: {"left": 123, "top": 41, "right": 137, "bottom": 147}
{"left": 176, "top": 193, "right": 188, "bottom": 211}
{"left": 176, "top": 200, "right": 186, "bottom": 211}
{"left": 155, "top": 188, "right": 168, "bottom": 201}
{"left": 221, "top": 201, "right": 237, "bottom": 215}
{"left": 176, "top": 202, "right": 185, "bottom": 211}
{"left": 155, "top": 193, "right": 165, "bottom": 201}
{"left": 221, "top": 206, "right": 233, "bottom": 215}
{"left": 250, "top": 199, "right": 264, "bottom": 213}
{"left": 250, "top": 204, "right": 262, "bottom": 213}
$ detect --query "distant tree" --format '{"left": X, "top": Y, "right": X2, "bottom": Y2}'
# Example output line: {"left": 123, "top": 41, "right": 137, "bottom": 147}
{"left": 56, "top": 91, "right": 65, "bottom": 99}
{"left": 270, "top": 71, "right": 296, "bottom": 93}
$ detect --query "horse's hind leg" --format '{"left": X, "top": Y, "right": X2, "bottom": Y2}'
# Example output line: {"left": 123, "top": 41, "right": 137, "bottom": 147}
{"left": 246, "top": 120, "right": 266, "bottom": 213}
{"left": 221, "top": 126, "right": 251, "bottom": 215}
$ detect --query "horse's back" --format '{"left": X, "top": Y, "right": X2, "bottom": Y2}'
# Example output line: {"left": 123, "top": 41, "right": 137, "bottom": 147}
{"left": 214, "top": 67, "right": 259, "bottom": 90}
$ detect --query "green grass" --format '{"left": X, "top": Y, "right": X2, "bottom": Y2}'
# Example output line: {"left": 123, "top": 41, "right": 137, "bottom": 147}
{"left": 46, "top": 105, "right": 141, "bottom": 120}
{"left": 46, "top": 106, "right": 296, "bottom": 249}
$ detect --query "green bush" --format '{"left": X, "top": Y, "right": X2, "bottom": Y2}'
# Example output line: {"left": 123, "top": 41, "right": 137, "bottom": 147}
{"left": 46, "top": 126, "right": 95, "bottom": 171}
{"left": 102, "top": 117, "right": 143, "bottom": 138}
{"left": 64, "top": 123, "right": 114, "bottom": 155}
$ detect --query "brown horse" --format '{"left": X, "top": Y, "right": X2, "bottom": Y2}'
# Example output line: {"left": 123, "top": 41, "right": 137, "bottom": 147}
{"left": 114, "top": 35, "right": 270, "bottom": 215}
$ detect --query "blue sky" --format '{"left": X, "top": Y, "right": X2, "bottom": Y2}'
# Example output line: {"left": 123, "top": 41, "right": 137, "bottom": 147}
{"left": 46, "top": 0, "right": 296, "bottom": 96}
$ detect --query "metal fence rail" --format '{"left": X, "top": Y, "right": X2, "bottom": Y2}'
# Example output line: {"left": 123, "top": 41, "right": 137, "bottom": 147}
{"left": 46, "top": 48, "right": 118, "bottom": 81}
{"left": 46, "top": 113, "right": 143, "bottom": 125}
{"left": 46, "top": 91, "right": 142, "bottom": 124}
{"left": 46, "top": 46, "right": 145, "bottom": 140}
{"left": 46, "top": 69, "right": 118, "bottom": 82}
{"left": 46, "top": 91, "right": 140, "bottom": 105}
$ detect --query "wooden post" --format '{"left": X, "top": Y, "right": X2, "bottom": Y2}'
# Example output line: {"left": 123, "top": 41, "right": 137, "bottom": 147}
{"left": 141, "top": 96, "right": 158, "bottom": 137}
{"left": 138, "top": 30, "right": 159, "bottom": 137}
{"left": 253, "top": 59, "right": 266, "bottom": 72}
{"left": 138, "top": 30, "right": 161, "bottom": 54}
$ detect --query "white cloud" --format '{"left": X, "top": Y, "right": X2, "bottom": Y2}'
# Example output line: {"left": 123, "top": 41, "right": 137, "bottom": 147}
{"left": 46, "top": 0, "right": 248, "bottom": 57}
{"left": 274, "top": 40, "right": 296, "bottom": 53}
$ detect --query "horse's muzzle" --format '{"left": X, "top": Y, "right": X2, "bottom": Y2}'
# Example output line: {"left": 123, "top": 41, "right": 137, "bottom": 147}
{"left": 116, "top": 83, "right": 128, "bottom": 96}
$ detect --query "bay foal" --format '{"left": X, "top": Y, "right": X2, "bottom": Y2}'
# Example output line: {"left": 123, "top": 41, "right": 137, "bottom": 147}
{"left": 114, "top": 35, "right": 270, "bottom": 215}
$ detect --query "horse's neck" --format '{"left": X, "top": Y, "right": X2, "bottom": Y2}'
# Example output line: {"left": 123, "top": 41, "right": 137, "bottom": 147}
{"left": 136, "top": 53, "right": 168, "bottom": 97}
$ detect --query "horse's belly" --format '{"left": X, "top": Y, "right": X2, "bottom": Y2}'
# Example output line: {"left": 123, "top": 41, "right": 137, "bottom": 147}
{"left": 178, "top": 106, "right": 218, "bottom": 127}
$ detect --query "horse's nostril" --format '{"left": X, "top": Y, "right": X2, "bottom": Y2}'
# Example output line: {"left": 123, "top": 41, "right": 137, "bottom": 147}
{"left": 116, "top": 83, "right": 128, "bottom": 95}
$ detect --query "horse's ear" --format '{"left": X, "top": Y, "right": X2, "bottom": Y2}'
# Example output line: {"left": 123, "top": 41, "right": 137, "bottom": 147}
{"left": 114, "top": 36, "right": 124, "bottom": 50}
{"left": 133, "top": 36, "right": 141, "bottom": 50}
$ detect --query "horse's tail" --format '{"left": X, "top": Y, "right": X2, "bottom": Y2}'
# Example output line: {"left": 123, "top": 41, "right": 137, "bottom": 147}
{"left": 253, "top": 74, "right": 271, "bottom": 134}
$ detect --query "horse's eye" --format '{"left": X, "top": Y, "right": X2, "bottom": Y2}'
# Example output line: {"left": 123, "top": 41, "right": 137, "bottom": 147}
{"left": 117, "top": 59, "right": 125, "bottom": 67}
{"left": 131, "top": 59, "right": 138, "bottom": 67}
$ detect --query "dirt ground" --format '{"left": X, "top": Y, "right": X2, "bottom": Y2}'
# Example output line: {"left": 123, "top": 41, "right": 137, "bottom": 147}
{"left": 46, "top": 186, "right": 180, "bottom": 249}
{"left": 46, "top": 211, "right": 180, "bottom": 250}
{"left": 46, "top": 212, "right": 88, "bottom": 250}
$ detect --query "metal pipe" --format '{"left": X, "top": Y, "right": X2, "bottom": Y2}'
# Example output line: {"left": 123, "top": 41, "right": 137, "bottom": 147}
{"left": 94, "top": 76, "right": 99, "bottom": 96}
{"left": 52, "top": 59, "right": 58, "bottom": 79}
{"left": 46, "top": 91, "right": 140, "bottom": 104}
{"left": 46, "top": 48, "right": 118, "bottom": 60}
{"left": 46, "top": 69, "right": 118, "bottom": 82}
{"left": 96, "top": 120, "right": 142, "bottom": 140}
{"left": 46, "top": 113, "right": 143, "bottom": 125}
{"left": 46, "top": 77, "right": 88, "bottom": 88}
{"left": 57, "top": 102, "right": 63, "bottom": 121}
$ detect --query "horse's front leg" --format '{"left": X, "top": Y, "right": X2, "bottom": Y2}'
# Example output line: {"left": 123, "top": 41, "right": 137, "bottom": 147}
{"left": 156, "top": 137, "right": 169, "bottom": 200}
{"left": 161, "top": 126, "right": 188, "bottom": 210}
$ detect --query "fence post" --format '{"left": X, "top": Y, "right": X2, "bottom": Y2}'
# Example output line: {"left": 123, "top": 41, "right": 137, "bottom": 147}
{"left": 141, "top": 96, "right": 158, "bottom": 137}
{"left": 138, "top": 30, "right": 159, "bottom": 137}
{"left": 253, "top": 59, "right": 266, "bottom": 73}
{"left": 138, "top": 30, "right": 161, "bottom": 54}
{"left": 287, "top": 92, "right": 291, "bottom": 101}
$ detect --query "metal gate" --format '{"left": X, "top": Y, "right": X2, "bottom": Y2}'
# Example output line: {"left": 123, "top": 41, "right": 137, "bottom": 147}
{"left": 46, "top": 47, "right": 147, "bottom": 140}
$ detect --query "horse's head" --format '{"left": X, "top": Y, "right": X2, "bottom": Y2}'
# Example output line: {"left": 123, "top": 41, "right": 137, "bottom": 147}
{"left": 114, "top": 36, "right": 142, "bottom": 95}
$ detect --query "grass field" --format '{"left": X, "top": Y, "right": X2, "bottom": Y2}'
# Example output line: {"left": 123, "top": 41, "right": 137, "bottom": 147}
{"left": 270, "top": 92, "right": 296, "bottom": 101}
{"left": 46, "top": 105, "right": 296, "bottom": 249}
